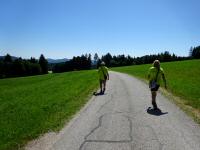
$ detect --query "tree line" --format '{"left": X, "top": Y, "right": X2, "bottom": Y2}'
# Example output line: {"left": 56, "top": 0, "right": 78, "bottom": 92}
{"left": 52, "top": 50, "right": 195, "bottom": 73}
{"left": 52, "top": 54, "right": 92, "bottom": 73}
{"left": 189, "top": 46, "right": 200, "bottom": 59}
{"left": 100, "top": 51, "right": 190, "bottom": 67}
{"left": 99, "top": 46, "right": 200, "bottom": 67}
{"left": 1, "top": 45, "right": 200, "bottom": 77}
{"left": 0, "top": 54, "right": 48, "bottom": 78}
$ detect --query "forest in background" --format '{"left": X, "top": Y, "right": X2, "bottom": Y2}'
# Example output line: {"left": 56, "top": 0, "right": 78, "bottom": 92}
{"left": 0, "top": 45, "right": 200, "bottom": 78}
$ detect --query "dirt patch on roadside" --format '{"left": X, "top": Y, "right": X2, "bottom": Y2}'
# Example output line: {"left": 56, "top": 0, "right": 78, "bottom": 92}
{"left": 160, "top": 88, "right": 200, "bottom": 124}
{"left": 25, "top": 132, "right": 59, "bottom": 150}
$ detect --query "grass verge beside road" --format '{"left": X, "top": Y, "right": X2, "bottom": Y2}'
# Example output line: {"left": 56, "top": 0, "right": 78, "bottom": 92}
{"left": 112, "top": 60, "right": 200, "bottom": 123}
{"left": 0, "top": 70, "right": 99, "bottom": 150}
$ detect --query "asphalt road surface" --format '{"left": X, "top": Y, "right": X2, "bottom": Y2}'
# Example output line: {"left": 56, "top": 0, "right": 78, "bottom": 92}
{"left": 27, "top": 71, "right": 200, "bottom": 150}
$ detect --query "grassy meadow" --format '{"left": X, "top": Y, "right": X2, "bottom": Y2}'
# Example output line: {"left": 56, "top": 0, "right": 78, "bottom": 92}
{"left": 0, "top": 70, "right": 99, "bottom": 150}
{"left": 1, "top": 59, "right": 200, "bottom": 150}
{"left": 112, "top": 60, "right": 200, "bottom": 110}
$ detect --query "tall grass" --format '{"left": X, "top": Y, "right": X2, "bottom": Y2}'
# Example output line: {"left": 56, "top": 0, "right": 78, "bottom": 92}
{"left": 112, "top": 60, "right": 200, "bottom": 109}
{"left": 0, "top": 70, "right": 99, "bottom": 150}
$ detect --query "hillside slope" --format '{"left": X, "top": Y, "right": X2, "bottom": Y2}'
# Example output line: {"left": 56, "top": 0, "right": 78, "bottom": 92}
{"left": 0, "top": 70, "right": 99, "bottom": 150}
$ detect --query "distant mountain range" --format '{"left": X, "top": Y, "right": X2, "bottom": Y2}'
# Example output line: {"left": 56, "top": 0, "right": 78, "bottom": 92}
{"left": 0, "top": 56, "right": 69, "bottom": 64}
{"left": 47, "top": 58, "right": 69, "bottom": 64}
{"left": 0, "top": 56, "right": 96, "bottom": 65}
{"left": 0, "top": 56, "right": 18, "bottom": 60}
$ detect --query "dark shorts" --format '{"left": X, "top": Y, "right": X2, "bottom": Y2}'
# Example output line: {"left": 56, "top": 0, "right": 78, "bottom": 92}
{"left": 151, "top": 84, "right": 160, "bottom": 91}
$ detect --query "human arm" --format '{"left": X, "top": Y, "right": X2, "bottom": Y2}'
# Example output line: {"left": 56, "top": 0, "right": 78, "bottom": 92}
{"left": 105, "top": 67, "right": 109, "bottom": 80}
{"left": 162, "top": 73, "right": 167, "bottom": 89}
{"left": 147, "top": 68, "right": 151, "bottom": 86}
{"left": 107, "top": 72, "right": 109, "bottom": 80}
{"left": 147, "top": 74, "right": 150, "bottom": 80}
{"left": 147, "top": 67, "right": 151, "bottom": 80}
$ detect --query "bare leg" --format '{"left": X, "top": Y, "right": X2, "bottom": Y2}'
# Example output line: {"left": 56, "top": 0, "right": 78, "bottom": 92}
{"left": 103, "top": 80, "right": 106, "bottom": 92}
{"left": 99, "top": 80, "right": 103, "bottom": 93}
{"left": 151, "top": 91, "right": 158, "bottom": 109}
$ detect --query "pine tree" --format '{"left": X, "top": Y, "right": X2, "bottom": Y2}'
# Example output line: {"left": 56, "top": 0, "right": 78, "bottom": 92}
{"left": 4, "top": 54, "right": 12, "bottom": 62}
{"left": 39, "top": 54, "right": 48, "bottom": 74}
{"left": 189, "top": 47, "right": 193, "bottom": 57}
{"left": 94, "top": 53, "right": 99, "bottom": 62}
{"left": 87, "top": 54, "right": 92, "bottom": 69}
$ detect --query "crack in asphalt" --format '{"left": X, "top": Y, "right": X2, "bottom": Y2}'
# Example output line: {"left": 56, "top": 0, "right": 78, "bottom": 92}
{"left": 97, "top": 94, "right": 114, "bottom": 113}
{"left": 79, "top": 111, "right": 164, "bottom": 150}
{"left": 129, "top": 110, "right": 164, "bottom": 150}
{"left": 74, "top": 72, "right": 163, "bottom": 150}
{"left": 79, "top": 112, "right": 133, "bottom": 150}
{"left": 48, "top": 72, "right": 200, "bottom": 150}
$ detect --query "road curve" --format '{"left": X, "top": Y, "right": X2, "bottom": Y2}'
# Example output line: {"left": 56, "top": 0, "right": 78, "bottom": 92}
{"left": 28, "top": 71, "right": 200, "bottom": 150}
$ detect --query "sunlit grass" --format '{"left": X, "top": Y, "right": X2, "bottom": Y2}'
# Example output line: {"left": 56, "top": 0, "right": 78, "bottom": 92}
{"left": 112, "top": 60, "right": 200, "bottom": 109}
{"left": 0, "top": 70, "right": 99, "bottom": 150}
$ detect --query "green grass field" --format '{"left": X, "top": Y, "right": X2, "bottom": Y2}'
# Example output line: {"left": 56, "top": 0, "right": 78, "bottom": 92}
{"left": 1, "top": 60, "right": 200, "bottom": 150}
{"left": 0, "top": 70, "right": 99, "bottom": 150}
{"left": 112, "top": 60, "right": 200, "bottom": 110}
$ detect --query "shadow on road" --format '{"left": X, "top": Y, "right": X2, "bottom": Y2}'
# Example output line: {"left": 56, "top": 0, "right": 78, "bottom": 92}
{"left": 147, "top": 107, "right": 168, "bottom": 116}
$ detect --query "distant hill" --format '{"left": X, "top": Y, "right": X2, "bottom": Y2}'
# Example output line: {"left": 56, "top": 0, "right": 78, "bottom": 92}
{"left": 0, "top": 56, "right": 18, "bottom": 61}
{"left": 47, "top": 58, "right": 69, "bottom": 64}
{"left": 0, "top": 56, "right": 69, "bottom": 64}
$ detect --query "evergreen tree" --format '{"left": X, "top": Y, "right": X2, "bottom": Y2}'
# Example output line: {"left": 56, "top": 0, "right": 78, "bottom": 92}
{"left": 101, "top": 53, "right": 112, "bottom": 67}
{"left": 93, "top": 53, "right": 99, "bottom": 68}
{"left": 192, "top": 46, "right": 200, "bottom": 59}
{"left": 163, "top": 51, "right": 171, "bottom": 62}
{"left": 39, "top": 54, "right": 48, "bottom": 74}
{"left": 30, "top": 57, "right": 37, "bottom": 63}
{"left": 189, "top": 47, "right": 193, "bottom": 57}
{"left": 4, "top": 54, "right": 12, "bottom": 62}
{"left": 12, "top": 58, "right": 26, "bottom": 76}
{"left": 94, "top": 53, "right": 99, "bottom": 62}
{"left": 87, "top": 54, "right": 92, "bottom": 69}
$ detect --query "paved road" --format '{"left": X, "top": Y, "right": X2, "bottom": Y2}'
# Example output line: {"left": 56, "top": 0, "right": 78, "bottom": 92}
{"left": 28, "top": 71, "right": 200, "bottom": 150}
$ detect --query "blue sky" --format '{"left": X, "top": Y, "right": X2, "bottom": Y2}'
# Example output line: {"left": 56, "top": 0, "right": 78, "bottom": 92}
{"left": 0, "top": 0, "right": 199, "bottom": 59}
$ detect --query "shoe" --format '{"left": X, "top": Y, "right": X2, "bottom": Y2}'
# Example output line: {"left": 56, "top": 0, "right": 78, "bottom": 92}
{"left": 153, "top": 107, "right": 158, "bottom": 110}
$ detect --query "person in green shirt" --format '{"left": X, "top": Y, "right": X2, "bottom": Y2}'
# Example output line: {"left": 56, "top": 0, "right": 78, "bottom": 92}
{"left": 148, "top": 60, "right": 167, "bottom": 110}
{"left": 98, "top": 62, "right": 109, "bottom": 94}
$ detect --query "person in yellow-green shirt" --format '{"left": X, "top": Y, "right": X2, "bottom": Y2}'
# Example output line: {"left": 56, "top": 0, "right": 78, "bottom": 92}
{"left": 98, "top": 62, "right": 109, "bottom": 94}
{"left": 148, "top": 60, "right": 167, "bottom": 110}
